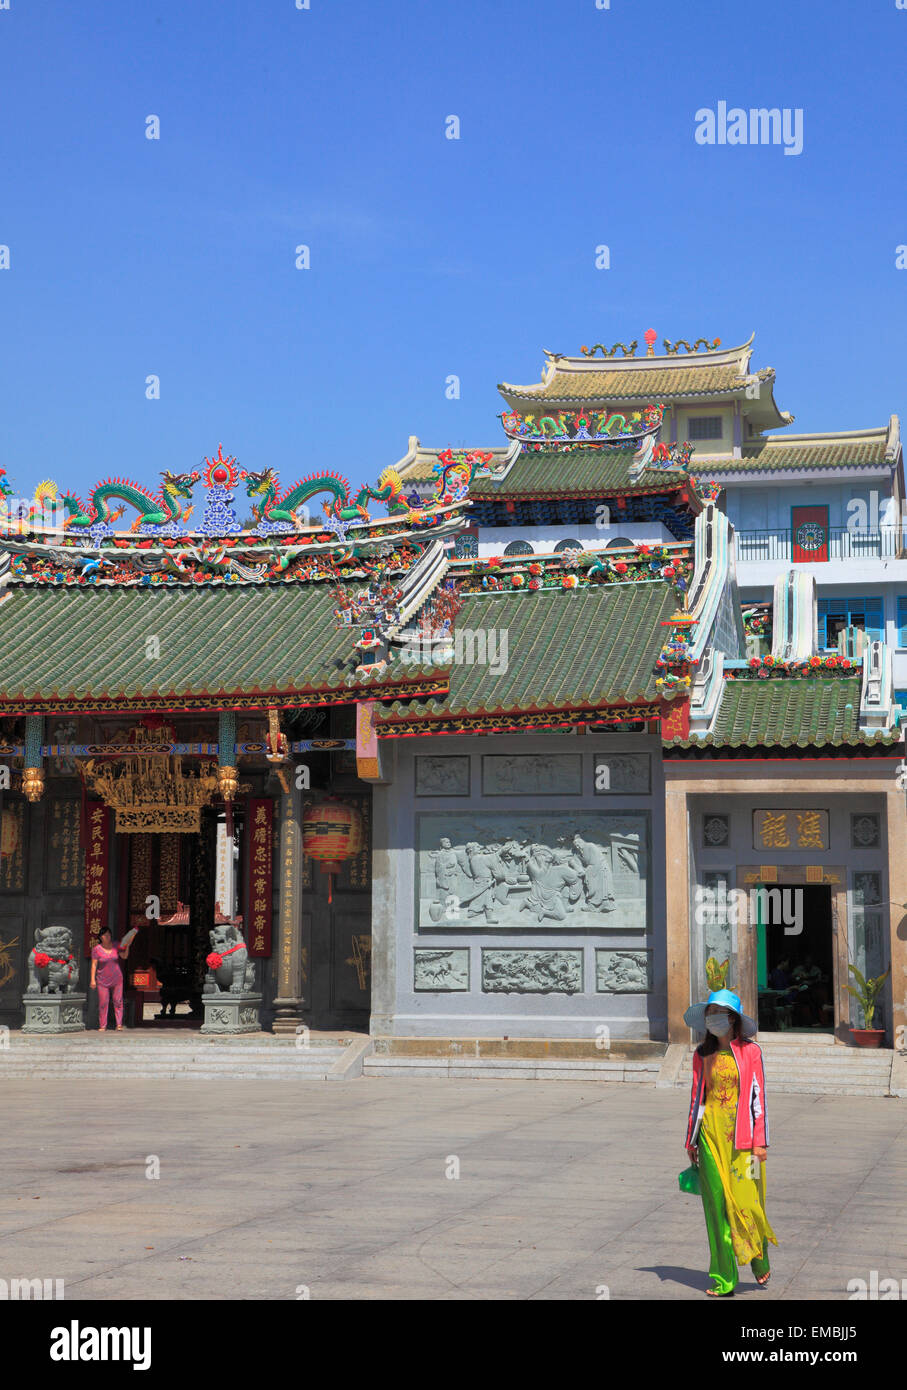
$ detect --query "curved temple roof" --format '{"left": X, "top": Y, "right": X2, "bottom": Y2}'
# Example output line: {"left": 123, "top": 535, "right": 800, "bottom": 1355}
{"left": 497, "top": 333, "right": 790, "bottom": 431}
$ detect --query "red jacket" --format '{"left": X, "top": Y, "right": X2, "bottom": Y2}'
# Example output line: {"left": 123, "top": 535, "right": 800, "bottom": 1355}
{"left": 684, "top": 1037, "right": 769, "bottom": 1151}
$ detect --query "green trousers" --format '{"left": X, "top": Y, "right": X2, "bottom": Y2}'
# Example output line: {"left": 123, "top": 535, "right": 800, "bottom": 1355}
{"left": 699, "top": 1132, "right": 770, "bottom": 1293}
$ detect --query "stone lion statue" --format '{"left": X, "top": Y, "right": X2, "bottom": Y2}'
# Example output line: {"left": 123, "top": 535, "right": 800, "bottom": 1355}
{"left": 204, "top": 923, "right": 256, "bottom": 994}
{"left": 26, "top": 925, "right": 80, "bottom": 995}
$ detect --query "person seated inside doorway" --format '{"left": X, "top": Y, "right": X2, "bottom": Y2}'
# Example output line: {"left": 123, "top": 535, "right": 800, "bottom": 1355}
{"left": 768, "top": 959, "right": 794, "bottom": 997}
{"left": 791, "top": 954, "right": 827, "bottom": 1026}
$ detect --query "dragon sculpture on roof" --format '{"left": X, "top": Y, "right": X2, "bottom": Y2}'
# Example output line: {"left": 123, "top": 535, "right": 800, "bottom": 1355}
{"left": 61, "top": 471, "right": 200, "bottom": 535}
{"left": 243, "top": 466, "right": 419, "bottom": 534}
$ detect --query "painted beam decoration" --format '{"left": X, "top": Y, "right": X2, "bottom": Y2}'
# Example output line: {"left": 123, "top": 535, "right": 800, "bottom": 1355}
{"left": 500, "top": 404, "right": 664, "bottom": 450}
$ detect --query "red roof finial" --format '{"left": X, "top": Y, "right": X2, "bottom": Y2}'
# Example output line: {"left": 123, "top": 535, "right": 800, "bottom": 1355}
{"left": 644, "top": 328, "right": 657, "bottom": 357}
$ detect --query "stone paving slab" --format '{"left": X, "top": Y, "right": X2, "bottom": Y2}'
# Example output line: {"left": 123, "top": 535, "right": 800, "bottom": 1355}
{"left": 1, "top": 1077, "right": 905, "bottom": 1300}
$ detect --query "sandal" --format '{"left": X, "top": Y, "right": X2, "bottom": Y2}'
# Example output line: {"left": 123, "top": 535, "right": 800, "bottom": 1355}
{"left": 755, "top": 1272, "right": 771, "bottom": 1287}
{"left": 706, "top": 1286, "right": 735, "bottom": 1297}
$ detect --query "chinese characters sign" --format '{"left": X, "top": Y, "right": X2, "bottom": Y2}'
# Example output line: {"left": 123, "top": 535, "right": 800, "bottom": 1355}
{"left": 0, "top": 802, "right": 25, "bottom": 891}
{"left": 83, "top": 803, "right": 110, "bottom": 952}
{"left": 753, "top": 809, "right": 828, "bottom": 851}
{"left": 48, "top": 799, "right": 83, "bottom": 891}
{"left": 246, "top": 798, "right": 273, "bottom": 957}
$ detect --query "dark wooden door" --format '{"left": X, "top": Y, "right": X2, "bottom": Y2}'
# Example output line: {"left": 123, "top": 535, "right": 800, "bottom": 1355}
{"left": 301, "top": 790, "right": 372, "bottom": 1031}
{"left": 0, "top": 787, "right": 86, "bottom": 1025}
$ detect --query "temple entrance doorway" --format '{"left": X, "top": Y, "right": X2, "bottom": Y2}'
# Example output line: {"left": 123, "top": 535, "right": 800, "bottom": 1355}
{"left": 117, "top": 809, "right": 223, "bottom": 1028}
{"left": 756, "top": 885, "right": 835, "bottom": 1033}
{"left": 737, "top": 866, "right": 847, "bottom": 1041}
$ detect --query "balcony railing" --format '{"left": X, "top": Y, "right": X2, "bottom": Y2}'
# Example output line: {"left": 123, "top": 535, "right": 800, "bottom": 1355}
{"left": 734, "top": 527, "right": 905, "bottom": 562}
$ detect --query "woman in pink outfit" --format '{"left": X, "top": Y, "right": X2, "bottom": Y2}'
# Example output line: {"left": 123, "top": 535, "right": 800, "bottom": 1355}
{"left": 90, "top": 927, "right": 133, "bottom": 1031}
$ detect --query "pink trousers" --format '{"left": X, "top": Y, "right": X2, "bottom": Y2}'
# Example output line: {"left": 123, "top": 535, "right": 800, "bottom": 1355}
{"left": 97, "top": 977, "right": 124, "bottom": 1029}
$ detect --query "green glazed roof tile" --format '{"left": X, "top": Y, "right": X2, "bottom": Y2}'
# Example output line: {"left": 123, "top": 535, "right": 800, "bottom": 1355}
{"left": 470, "top": 449, "right": 689, "bottom": 499}
{"left": 374, "top": 582, "right": 676, "bottom": 724}
{"left": 0, "top": 583, "right": 445, "bottom": 707}
{"left": 670, "top": 675, "right": 897, "bottom": 748}
{"left": 702, "top": 434, "right": 890, "bottom": 474}
{"left": 498, "top": 365, "right": 766, "bottom": 403}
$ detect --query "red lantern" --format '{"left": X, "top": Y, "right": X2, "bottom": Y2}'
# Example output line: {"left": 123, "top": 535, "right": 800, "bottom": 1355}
{"left": 302, "top": 798, "right": 363, "bottom": 902}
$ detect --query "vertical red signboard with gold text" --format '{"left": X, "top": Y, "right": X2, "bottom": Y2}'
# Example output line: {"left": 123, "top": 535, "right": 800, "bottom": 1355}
{"left": 246, "top": 799, "right": 273, "bottom": 956}
{"left": 83, "top": 803, "right": 110, "bottom": 954}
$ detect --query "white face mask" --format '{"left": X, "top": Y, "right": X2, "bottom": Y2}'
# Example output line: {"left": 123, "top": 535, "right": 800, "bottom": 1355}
{"left": 706, "top": 1012, "right": 731, "bottom": 1035}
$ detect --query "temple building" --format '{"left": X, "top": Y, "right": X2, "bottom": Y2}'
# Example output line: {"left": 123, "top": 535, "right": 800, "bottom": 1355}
{"left": 0, "top": 335, "right": 905, "bottom": 1070}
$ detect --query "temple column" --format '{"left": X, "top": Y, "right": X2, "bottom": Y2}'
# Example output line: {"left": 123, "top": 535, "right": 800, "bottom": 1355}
{"left": 665, "top": 784, "right": 691, "bottom": 1042}
{"left": 885, "top": 789, "right": 907, "bottom": 1046}
{"left": 23, "top": 714, "right": 44, "bottom": 803}
{"left": 369, "top": 763, "right": 397, "bottom": 1035}
{"left": 272, "top": 784, "right": 305, "bottom": 1034}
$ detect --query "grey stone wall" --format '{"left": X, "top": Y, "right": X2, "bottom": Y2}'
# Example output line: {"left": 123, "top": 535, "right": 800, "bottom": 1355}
{"left": 371, "top": 733, "right": 666, "bottom": 1040}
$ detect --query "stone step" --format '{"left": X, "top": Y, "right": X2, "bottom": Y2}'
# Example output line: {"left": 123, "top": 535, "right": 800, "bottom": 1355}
{"left": 678, "top": 1061, "right": 892, "bottom": 1081}
{"left": 362, "top": 1056, "right": 661, "bottom": 1081}
{"left": 0, "top": 1033, "right": 367, "bottom": 1080}
{"left": 0, "top": 1050, "right": 347, "bottom": 1064}
{"left": 679, "top": 1055, "right": 892, "bottom": 1072}
{"left": 770, "top": 1081, "right": 891, "bottom": 1096}
{"left": 679, "top": 1048, "right": 891, "bottom": 1066}
{"left": 0, "top": 1066, "right": 344, "bottom": 1080}
{"left": 4, "top": 1042, "right": 349, "bottom": 1054}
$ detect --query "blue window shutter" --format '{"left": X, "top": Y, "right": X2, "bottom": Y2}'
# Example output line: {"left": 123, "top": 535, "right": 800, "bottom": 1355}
{"left": 899, "top": 598, "right": 907, "bottom": 647}
{"left": 863, "top": 598, "right": 883, "bottom": 642}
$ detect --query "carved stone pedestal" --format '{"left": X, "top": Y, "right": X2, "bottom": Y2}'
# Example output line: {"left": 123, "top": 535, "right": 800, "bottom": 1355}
{"left": 23, "top": 993, "right": 87, "bottom": 1034}
{"left": 201, "top": 992, "right": 262, "bottom": 1034}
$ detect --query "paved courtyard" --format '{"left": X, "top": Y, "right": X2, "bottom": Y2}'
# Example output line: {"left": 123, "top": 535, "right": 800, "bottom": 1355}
{"left": 2, "top": 1078, "right": 905, "bottom": 1300}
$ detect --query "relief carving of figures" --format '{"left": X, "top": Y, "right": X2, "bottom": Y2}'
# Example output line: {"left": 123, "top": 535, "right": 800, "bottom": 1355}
{"left": 418, "top": 813, "right": 648, "bottom": 932}
{"left": 571, "top": 834, "right": 615, "bottom": 911}
{"left": 415, "top": 756, "right": 470, "bottom": 796}
{"left": 522, "top": 845, "right": 582, "bottom": 922}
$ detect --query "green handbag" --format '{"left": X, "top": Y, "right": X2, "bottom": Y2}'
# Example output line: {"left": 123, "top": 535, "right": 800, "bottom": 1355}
{"left": 678, "top": 1164, "right": 700, "bottom": 1195}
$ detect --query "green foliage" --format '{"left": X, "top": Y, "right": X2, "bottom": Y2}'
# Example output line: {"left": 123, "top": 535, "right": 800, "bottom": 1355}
{"left": 845, "top": 964, "right": 890, "bottom": 1030}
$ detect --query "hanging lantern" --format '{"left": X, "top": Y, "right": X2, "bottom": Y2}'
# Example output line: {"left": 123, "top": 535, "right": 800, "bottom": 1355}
{"left": 302, "top": 797, "right": 362, "bottom": 902}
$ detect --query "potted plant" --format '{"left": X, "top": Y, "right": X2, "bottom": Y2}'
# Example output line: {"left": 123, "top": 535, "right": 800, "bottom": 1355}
{"left": 845, "top": 964, "right": 890, "bottom": 1047}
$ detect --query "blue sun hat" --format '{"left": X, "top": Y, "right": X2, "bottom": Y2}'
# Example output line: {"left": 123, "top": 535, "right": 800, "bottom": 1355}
{"left": 683, "top": 988, "right": 757, "bottom": 1037}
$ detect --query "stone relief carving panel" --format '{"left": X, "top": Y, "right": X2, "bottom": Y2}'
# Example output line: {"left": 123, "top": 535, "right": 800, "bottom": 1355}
{"left": 594, "top": 753, "right": 651, "bottom": 795}
{"left": 596, "top": 949, "right": 652, "bottom": 993}
{"left": 482, "top": 949, "right": 583, "bottom": 994}
{"left": 414, "top": 948, "right": 470, "bottom": 991}
{"left": 482, "top": 754, "right": 582, "bottom": 796}
{"left": 415, "top": 756, "right": 471, "bottom": 797}
{"left": 417, "top": 812, "right": 649, "bottom": 931}
{"left": 851, "top": 813, "right": 880, "bottom": 849}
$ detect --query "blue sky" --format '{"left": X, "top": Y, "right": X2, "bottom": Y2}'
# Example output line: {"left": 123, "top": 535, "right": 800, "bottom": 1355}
{"left": 1, "top": 0, "right": 905, "bottom": 506}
